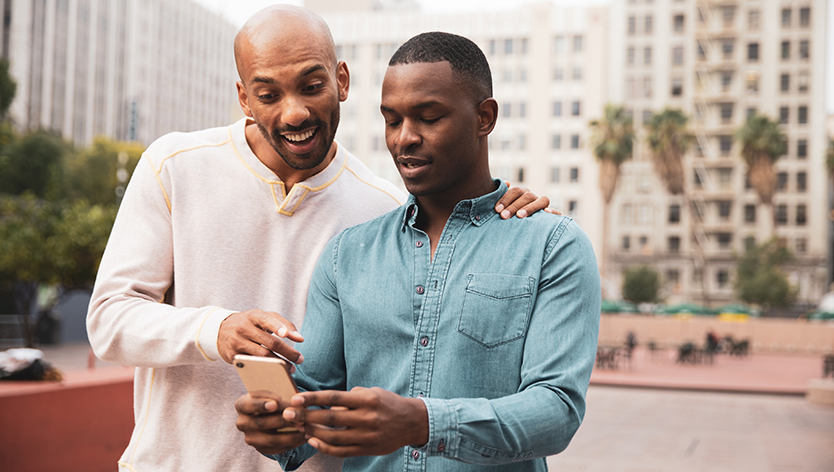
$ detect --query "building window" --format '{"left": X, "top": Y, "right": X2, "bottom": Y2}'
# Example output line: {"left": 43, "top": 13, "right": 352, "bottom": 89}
{"left": 780, "top": 73, "right": 790, "bottom": 92}
{"left": 550, "top": 167, "right": 560, "bottom": 182}
{"left": 668, "top": 204, "right": 681, "bottom": 223}
{"left": 570, "top": 167, "right": 579, "bottom": 183}
{"left": 719, "top": 135, "right": 732, "bottom": 156}
{"left": 744, "top": 204, "right": 756, "bottom": 223}
{"left": 779, "top": 106, "right": 789, "bottom": 124}
{"left": 645, "top": 15, "right": 653, "bottom": 34}
{"left": 781, "top": 41, "right": 790, "bottom": 60}
{"left": 798, "top": 106, "right": 808, "bottom": 125}
{"left": 628, "top": 16, "right": 636, "bottom": 35}
{"left": 623, "top": 203, "right": 634, "bottom": 225}
{"left": 748, "top": 42, "right": 759, "bottom": 61}
{"left": 720, "top": 103, "right": 733, "bottom": 123}
{"left": 519, "top": 102, "right": 526, "bottom": 118}
{"left": 746, "top": 72, "right": 759, "bottom": 94}
{"left": 717, "top": 233, "right": 732, "bottom": 249}
{"left": 666, "top": 269, "right": 680, "bottom": 288}
{"left": 644, "top": 46, "right": 653, "bottom": 65}
{"left": 722, "top": 40, "right": 734, "bottom": 59}
{"left": 552, "top": 134, "right": 561, "bottom": 149}
{"left": 518, "top": 134, "right": 526, "bottom": 151}
{"left": 642, "top": 109, "right": 653, "bottom": 125}
{"left": 775, "top": 204, "right": 788, "bottom": 225}
{"left": 718, "top": 201, "right": 731, "bottom": 220}
{"left": 627, "top": 46, "right": 635, "bottom": 65}
{"left": 777, "top": 172, "right": 788, "bottom": 191}
{"left": 553, "top": 101, "right": 562, "bottom": 116}
{"left": 797, "top": 172, "right": 806, "bottom": 192}
{"left": 697, "top": 41, "right": 706, "bottom": 60}
{"left": 796, "top": 238, "right": 807, "bottom": 253}
{"left": 637, "top": 205, "right": 653, "bottom": 225}
{"left": 573, "top": 68, "right": 582, "bottom": 81}
{"left": 673, "top": 14, "right": 684, "bottom": 33}
{"left": 798, "top": 71, "right": 809, "bottom": 92}
{"left": 521, "top": 38, "right": 528, "bottom": 54}
{"left": 668, "top": 236, "right": 681, "bottom": 253}
{"left": 746, "top": 108, "right": 757, "bottom": 118}
{"left": 797, "top": 139, "right": 807, "bottom": 158}
{"left": 782, "top": 8, "right": 792, "bottom": 27}
{"left": 722, "top": 6, "right": 735, "bottom": 26}
{"left": 717, "top": 269, "right": 729, "bottom": 288}
{"left": 798, "top": 40, "right": 809, "bottom": 59}
{"left": 573, "top": 35, "right": 583, "bottom": 52}
{"left": 502, "top": 103, "right": 512, "bottom": 118}
{"left": 572, "top": 101, "right": 581, "bottom": 116}
{"left": 554, "top": 67, "right": 564, "bottom": 81}
{"left": 639, "top": 236, "right": 649, "bottom": 248}
{"left": 799, "top": 7, "right": 810, "bottom": 27}
{"left": 721, "top": 71, "right": 733, "bottom": 91}
{"left": 718, "top": 168, "right": 732, "bottom": 189}
{"left": 643, "top": 76, "right": 653, "bottom": 98}
{"left": 671, "top": 77, "right": 683, "bottom": 96}
{"left": 744, "top": 236, "right": 756, "bottom": 250}
{"left": 672, "top": 46, "right": 684, "bottom": 65}
{"left": 571, "top": 134, "right": 580, "bottom": 149}
{"left": 748, "top": 9, "right": 760, "bottom": 30}
{"left": 504, "top": 39, "right": 513, "bottom": 54}
{"left": 554, "top": 36, "right": 565, "bottom": 54}
{"left": 796, "top": 204, "right": 806, "bottom": 226}
{"left": 622, "top": 235, "right": 631, "bottom": 250}
{"left": 568, "top": 200, "right": 577, "bottom": 215}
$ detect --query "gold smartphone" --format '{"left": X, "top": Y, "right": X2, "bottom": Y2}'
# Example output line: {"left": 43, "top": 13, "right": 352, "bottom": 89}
{"left": 233, "top": 354, "right": 299, "bottom": 432}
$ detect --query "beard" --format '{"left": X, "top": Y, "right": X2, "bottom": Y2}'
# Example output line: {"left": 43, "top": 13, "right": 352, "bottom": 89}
{"left": 257, "top": 101, "right": 341, "bottom": 171}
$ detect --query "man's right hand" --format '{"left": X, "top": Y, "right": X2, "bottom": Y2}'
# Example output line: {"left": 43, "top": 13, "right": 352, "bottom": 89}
{"left": 218, "top": 309, "right": 305, "bottom": 365}
{"left": 235, "top": 392, "right": 307, "bottom": 455}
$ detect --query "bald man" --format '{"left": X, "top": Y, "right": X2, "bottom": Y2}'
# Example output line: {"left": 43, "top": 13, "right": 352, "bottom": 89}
{"left": 87, "top": 5, "right": 547, "bottom": 472}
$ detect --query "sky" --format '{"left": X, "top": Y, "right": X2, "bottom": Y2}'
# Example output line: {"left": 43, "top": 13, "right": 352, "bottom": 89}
{"left": 194, "top": 0, "right": 833, "bottom": 114}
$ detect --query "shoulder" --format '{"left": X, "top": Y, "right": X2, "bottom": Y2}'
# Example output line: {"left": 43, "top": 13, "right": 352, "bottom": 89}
{"left": 338, "top": 144, "right": 406, "bottom": 207}
{"left": 142, "top": 124, "right": 233, "bottom": 172}
{"left": 512, "top": 213, "right": 593, "bottom": 257}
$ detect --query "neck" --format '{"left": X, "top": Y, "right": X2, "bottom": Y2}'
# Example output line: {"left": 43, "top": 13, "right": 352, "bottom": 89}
{"left": 244, "top": 121, "right": 336, "bottom": 192}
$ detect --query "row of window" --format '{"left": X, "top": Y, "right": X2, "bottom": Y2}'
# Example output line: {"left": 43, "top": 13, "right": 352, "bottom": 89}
{"left": 627, "top": 13, "right": 685, "bottom": 36}
{"left": 551, "top": 134, "right": 582, "bottom": 150}
{"left": 700, "top": 6, "right": 812, "bottom": 30}
{"left": 548, "top": 166, "right": 580, "bottom": 183}
{"left": 623, "top": 199, "right": 810, "bottom": 227}
{"left": 496, "top": 100, "right": 583, "bottom": 119}
{"left": 488, "top": 36, "right": 586, "bottom": 56}
{"left": 623, "top": 230, "right": 809, "bottom": 257}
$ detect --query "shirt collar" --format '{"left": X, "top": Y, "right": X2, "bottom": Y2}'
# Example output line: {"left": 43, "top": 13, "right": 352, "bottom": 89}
{"left": 400, "top": 179, "right": 507, "bottom": 232}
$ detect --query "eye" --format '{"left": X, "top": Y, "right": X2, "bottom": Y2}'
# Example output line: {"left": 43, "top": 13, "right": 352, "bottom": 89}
{"left": 257, "top": 93, "right": 277, "bottom": 102}
{"left": 303, "top": 83, "right": 324, "bottom": 93}
{"left": 385, "top": 119, "right": 402, "bottom": 128}
{"left": 422, "top": 116, "right": 442, "bottom": 124}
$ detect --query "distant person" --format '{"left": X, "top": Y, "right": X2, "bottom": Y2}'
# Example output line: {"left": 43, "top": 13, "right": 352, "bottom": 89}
{"left": 86, "top": 6, "right": 548, "bottom": 472}
{"left": 234, "top": 31, "right": 600, "bottom": 472}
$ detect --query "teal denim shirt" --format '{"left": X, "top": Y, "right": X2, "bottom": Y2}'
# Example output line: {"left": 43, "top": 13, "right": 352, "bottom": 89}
{"left": 272, "top": 180, "right": 600, "bottom": 471}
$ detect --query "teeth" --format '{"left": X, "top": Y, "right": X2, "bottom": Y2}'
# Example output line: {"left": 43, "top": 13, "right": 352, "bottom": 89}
{"left": 284, "top": 129, "right": 315, "bottom": 142}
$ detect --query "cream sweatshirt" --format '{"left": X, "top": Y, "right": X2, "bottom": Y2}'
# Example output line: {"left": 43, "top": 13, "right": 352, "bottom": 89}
{"left": 87, "top": 118, "right": 404, "bottom": 472}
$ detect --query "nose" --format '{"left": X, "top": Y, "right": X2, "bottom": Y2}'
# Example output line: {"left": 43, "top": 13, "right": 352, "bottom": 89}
{"left": 282, "top": 95, "right": 311, "bottom": 127}
{"left": 394, "top": 119, "right": 421, "bottom": 149}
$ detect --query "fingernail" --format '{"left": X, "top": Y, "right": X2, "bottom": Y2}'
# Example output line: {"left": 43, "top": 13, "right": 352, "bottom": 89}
{"left": 517, "top": 209, "right": 527, "bottom": 218}
{"left": 284, "top": 410, "right": 296, "bottom": 420}
{"left": 495, "top": 204, "right": 504, "bottom": 213}
{"left": 308, "top": 438, "right": 320, "bottom": 449}
{"left": 264, "top": 401, "right": 277, "bottom": 412}
{"left": 277, "top": 327, "right": 287, "bottom": 337}
{"left": 501, "top": 210, "right": 510, "bottom": 219}
{"left": 297, "top": 354, "right": 304, "bottom": 364}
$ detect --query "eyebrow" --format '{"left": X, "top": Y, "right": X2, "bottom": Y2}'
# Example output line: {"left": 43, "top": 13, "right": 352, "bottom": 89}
{"left": 250, "top": 65, "right": 327, "bottom": 86}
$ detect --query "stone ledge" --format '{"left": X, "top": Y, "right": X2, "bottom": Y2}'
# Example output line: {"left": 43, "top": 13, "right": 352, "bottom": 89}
{"left": 806, "top": 379, "right": 834, "bottom": 406}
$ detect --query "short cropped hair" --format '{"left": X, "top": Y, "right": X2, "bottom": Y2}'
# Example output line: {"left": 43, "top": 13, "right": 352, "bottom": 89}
{"left": 388, "top": 32, "right": 492, "bottom": 103}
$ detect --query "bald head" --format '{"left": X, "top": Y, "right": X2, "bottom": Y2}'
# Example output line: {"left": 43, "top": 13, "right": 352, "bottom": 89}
{"left": 234, "top": 5, "right": 337, "bottom": 81}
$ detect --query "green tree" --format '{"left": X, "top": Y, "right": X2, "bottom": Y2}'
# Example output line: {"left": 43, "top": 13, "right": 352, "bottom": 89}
{"left": 734, "top": 113, "right": 787, "bottom": 238}
{"left": 0, "top": 57, "right": 16, "bottom": 119}
{"left": 64, "top": 137, "right": 143, "bottom": 205}
{"left": 622, "top": 265, "right": 660, "bottom": 304}
{"left": 0, "top": 130, "right": 71, "bottom": 199}
{"left": 589, "top": 104, "right": 635, "bottom": 277}
{"left": 645, "top": 108, "right": 693, "bottom": 196}
{"left": 735, "top": 239, "right": 796, "bottom": 310}
{"left": 827, "top": 137, "right": 834, "bottom": 184}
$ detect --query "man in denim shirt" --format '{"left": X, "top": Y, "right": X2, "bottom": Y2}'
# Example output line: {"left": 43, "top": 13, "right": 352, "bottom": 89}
{"left": 235, "top": 32, "right": 600, "bottom": 471}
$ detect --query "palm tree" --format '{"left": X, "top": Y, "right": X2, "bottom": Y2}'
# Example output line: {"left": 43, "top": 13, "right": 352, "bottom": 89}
{"left": 589, "top": 104, "right": 635, "bottom": 279}
{"left": 645, "top": 109, "right": 694, "bottom": 196}
{"left": 734, "top": 113, "right": 787, "bottom": 238}
{"left": 827, "top": 137, "right": 834, "bottom": 185}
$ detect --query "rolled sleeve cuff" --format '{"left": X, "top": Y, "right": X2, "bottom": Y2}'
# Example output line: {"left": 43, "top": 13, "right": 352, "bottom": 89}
{"left": 195, "top": 307, "right": 236, "bottom": 362}
{"left": 420, "top": 397, "right": 457, "bottom": 458}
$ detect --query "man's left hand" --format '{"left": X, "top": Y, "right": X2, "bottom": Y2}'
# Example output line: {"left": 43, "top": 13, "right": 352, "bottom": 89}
{"left": 495, "top": 185, "right": 560, "bottom": 219}
{"left": 282, "top": 387, "right": 429, "bottom": 457}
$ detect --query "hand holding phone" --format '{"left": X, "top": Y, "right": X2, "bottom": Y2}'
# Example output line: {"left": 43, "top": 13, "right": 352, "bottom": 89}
{"left": 234, "top": 354, "right": 299, "bottom": 432}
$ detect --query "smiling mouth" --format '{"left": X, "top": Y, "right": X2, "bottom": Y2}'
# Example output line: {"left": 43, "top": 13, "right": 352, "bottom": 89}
{"left": 282, "top": 128, "right": 316, "bottom": 144}
{"left": 397, "top": 156, "right": 430, "bottom": 169}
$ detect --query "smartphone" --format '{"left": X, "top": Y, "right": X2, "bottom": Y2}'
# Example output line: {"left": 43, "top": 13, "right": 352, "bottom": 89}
{"left": 233, "top": 354, "right": 299, "bottom": 432}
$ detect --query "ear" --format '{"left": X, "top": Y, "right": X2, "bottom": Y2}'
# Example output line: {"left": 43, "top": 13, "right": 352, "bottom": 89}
{"left": 336, "top": 61, "right": 350, "bottom": 102}
{"left": 236, "top": 81, "right": 253, "bottom": 117}
{"left": 477, "top": 98, "right": 498, "bottom": 137}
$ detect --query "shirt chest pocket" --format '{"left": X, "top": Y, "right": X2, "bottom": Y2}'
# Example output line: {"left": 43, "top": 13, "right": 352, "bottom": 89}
{"left": 457, "top": 274, "right": 535, "bottom": 348}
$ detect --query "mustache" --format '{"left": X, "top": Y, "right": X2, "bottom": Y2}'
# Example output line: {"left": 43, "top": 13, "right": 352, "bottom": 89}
{"left": 273, "top": 119, "right": 323, "bottom": 135}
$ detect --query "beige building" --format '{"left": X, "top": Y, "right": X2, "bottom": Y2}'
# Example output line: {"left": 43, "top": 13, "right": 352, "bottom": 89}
{"left": 1, "top": 0, "right": 239, "bottom": 146}
{"left": 608, "top": 0, "right": 828, "bottom": 306}
{"left": 315, "top": 2, "right": 610, "bottom": 268}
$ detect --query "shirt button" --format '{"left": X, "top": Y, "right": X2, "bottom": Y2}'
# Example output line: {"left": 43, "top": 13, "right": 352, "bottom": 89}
{"left": 415, "top": 240, "right": 423, "bottom": 247}
{"left": 475, "top": 214, "right": 481, "bottom": 221}
{"left": 420, "top": 336, "right": 429, "bottom": 347}
{"left": 416, "top": 285, "right": 425, "bottom": 294}
{"left": 438, "top": 440, "right": 446, "bottom": 452}
{"left": 418, "top": 392, "right": 424, "bottom": 397}
{"left": 411, "top": 450, "right": 420, "bottom": 460}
